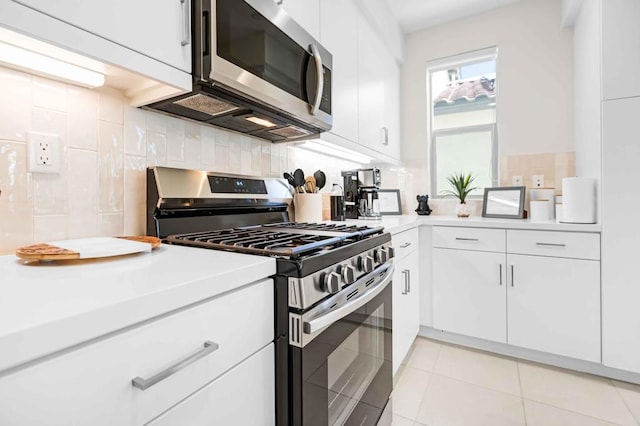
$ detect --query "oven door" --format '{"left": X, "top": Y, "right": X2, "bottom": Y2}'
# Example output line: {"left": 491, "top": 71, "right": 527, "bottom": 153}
{"left": 206, "top": 0, "right": 332, "bottom": 130}
{"left": 290, "top": 263, "right": 393, "bottom": 426}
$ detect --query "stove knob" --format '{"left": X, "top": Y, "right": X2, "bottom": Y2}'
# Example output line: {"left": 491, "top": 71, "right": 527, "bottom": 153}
{"left": 378, "top": 247, "right": 389, "bottom": 263}
{"left": 363, "top": 255, "right": 374, "bottom": 273}
{"left": 387, "top": 246, "right": 395, "bottom": 259}
{"left": 341, "top": 265, "right": 356, "bottom": 284}
{"left": 324, "top": 272, "right": 341, "bottom": 294}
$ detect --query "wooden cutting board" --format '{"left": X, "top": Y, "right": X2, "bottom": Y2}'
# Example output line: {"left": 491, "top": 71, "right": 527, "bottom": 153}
{"left": 15, "top": 236, "right": 162, "bottom": 261}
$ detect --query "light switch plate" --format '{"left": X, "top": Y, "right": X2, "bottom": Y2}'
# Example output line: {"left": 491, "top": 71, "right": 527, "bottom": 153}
{"left": 27, "top": 131, "right": 60, "bottom": 174}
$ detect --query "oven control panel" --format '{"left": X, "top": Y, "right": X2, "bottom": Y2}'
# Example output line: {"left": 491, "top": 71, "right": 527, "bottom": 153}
{"left": 288, "top": 243, "right": 394, "bottom": 309}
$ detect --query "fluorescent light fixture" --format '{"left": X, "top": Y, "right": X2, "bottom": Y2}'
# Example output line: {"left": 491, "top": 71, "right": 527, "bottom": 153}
{"left": 0, "top": 41, "right": 104, "bottom": 88}
{"left": 245, "top": 116, "right": 277, "bottom": 128}
{"left": 297, "top": 140, "right": 372, "bottom": 164}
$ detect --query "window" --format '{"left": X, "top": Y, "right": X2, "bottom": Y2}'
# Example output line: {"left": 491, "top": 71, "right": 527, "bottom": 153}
{"left": 428, "top": 48, "right": 498, "bottom": 197}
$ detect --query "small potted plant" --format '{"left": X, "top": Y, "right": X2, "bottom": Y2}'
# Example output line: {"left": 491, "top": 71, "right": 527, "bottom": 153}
{"left": 441, "top": 172, "right": 477, "bottom": 217}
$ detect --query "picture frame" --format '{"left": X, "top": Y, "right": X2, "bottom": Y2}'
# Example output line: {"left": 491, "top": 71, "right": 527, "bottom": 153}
{"left": 482, "top": 186, "right": 526, "bottom": 219}
{"left": 378, "top": 189, "right": 402, "bottom": 215}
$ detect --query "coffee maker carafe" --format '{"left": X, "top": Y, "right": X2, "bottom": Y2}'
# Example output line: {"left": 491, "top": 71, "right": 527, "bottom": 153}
{"left": 342, "top": 168, "right": 382, "bottom": 220}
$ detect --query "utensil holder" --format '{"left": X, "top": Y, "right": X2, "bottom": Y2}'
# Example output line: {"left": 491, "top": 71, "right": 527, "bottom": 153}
{"left": 294, "top": 193, "right": 323, "bottom": 223}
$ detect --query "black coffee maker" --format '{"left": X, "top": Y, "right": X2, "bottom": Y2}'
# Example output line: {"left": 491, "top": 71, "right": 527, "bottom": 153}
{"left": 342, "top": 168, "right": 382, "bottom": 219}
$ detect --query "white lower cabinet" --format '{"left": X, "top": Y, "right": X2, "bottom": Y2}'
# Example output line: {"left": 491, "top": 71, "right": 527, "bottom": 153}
{"left": 431, "top": 226, "right": 601, "bottom": 362}
{"left": 392, "top": 228, "right": 420, "bottom": 376}
{"left": 148, "top": 344, "right": 275, "bottom": 426}
{"left": 433, "top": 248, "right": 506, "bottom": 343}
{"left": 0, "top": 279, "right": 274, "bottom": 426}
{"left": 507, "top": 254, "right": 600, "bottom": 362}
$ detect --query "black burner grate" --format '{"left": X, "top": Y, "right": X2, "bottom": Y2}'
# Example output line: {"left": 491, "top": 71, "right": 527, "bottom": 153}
{"left": 167, "top": 228, "right": 347, "bottom": 258}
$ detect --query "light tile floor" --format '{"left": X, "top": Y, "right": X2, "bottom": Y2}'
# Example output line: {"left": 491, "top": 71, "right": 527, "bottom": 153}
{"left": 391, "top": 337, "right": 640, "bottom": 426}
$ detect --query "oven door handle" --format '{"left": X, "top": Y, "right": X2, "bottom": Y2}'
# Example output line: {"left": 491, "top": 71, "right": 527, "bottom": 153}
{"left": 304, "top": 263, "right": 395, "bottom": 334}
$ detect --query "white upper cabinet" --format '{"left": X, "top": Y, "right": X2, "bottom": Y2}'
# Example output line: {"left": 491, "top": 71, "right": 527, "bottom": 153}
{"left": 358, "top": 18, "right": 401, "bottom": 160}
{"left": 276, "top": 0, "right": 320, "bottom": 40}
{"left": 320, "top": 0, "right": 359, "bottom": 143}
{"left": 601, "top": 0, "right": 640, "bottom": 100}
{"left": 13, "top": 0, "right": 191, "bottom": 73}
{"left": 0, "top": 0, "right": 192, "bottom": 105}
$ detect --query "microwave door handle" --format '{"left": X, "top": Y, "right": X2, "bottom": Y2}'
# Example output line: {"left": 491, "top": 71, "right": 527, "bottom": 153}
{"left": 309, "top": 44, "right": 324, "bottom": 115}
{"left": 303, "top": 263, "right": 395, "bottom": 334}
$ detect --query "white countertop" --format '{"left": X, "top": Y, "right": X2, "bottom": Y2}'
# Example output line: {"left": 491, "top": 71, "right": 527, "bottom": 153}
{"left": 344, "top": 214, "right": 602, "bottom": 234}
{"left": 0, "top": 244, "right": 275, "bottom": 372}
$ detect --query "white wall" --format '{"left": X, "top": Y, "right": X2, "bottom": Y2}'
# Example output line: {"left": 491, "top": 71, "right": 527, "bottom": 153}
{"left": 401, "top": 0, "right": 574, "bottom": 179}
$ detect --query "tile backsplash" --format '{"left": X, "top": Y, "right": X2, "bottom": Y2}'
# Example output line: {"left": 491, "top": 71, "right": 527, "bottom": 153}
{"left": 0, "top": 66, "right": 578, "bottom": 253}
{"left": 0, "top": 67, "right": 364, "bottom": 252}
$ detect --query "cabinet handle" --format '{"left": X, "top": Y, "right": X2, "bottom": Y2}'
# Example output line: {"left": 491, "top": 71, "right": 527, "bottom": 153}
{"left": 381, "top": 127, "right": 389, "bottom": 146}
{"left": 535, "top": 242, "right": 567, "bottom": 247}
{"left": 132, "top": 341, "right": 219, "bottom": 390}
{"left": 455, "top": 237, "right": 479, "bottom": 242}
{"left": 510, "top": 265, "right": 514, "bottom": 287}
{"left": 499, "top": 264, "right": 503, "bottom": 286}
{"left": 400, "top": 242, "right": 412, "bottom": 248}
{"left": 407, "top": 269, "right": 411, "bottom": 293}
{"left": 180, "top": 0, "right": 191, "bottom": 46}
{"left": 401, "top": 270, "right": 409, "bottom": 294}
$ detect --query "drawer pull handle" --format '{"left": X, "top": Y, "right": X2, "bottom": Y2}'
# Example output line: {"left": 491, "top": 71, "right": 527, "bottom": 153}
{"left": 132, "top": 341, "right": 219, "bottom": 390}
{"left": 499, "top": 264, "right": 503, "bottom": 286}
{"left": 455, "top": 238, "right": 479, "bottom": 242}
{"left": 400, "top": 242, "right": 412, "bottom": 248}
{"left": 535, "top": 242, "right": 567, "bottom": 247}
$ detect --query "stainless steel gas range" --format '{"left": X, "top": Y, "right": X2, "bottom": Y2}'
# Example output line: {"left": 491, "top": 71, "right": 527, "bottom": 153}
{"left": 147, "top": 166, "right": 394, "bottom": 426}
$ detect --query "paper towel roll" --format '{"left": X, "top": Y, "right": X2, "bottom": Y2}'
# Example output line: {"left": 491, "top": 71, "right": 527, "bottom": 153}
{"left": 561, "top": 177, "right": 596, "bottom": 223}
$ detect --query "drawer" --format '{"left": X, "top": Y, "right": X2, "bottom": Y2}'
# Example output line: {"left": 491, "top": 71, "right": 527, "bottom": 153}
{"left": 432, "top": 226, "right": 505, "bottom": 253}
{"left": 507, "top": 230, "right": 600, "bottom": 260}
{"left": 0, "top": 278, "right": 274, "bottom": 426}
{"left": 391, "top": 228, "right": 419, "bottom": 260}
{"left": 148, "top": 344, "right": 275, "bottom": 426}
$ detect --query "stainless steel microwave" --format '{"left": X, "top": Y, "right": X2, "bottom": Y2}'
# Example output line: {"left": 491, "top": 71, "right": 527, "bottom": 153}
{"left": 144, "top": 0, "right": 333, "bottom": 142}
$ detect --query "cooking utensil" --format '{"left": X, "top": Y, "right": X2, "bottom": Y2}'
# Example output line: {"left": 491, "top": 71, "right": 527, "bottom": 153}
{"left": 293, "top": 169, "right": 305, "bottom": 193}
{"left": 15, "top": 236, "right": 161, "bottom": 261}
{"left": 283, "top": 172, "right": 296, "bottom": 187}
{"left": 313, "top": 170, "right": 326, "bottom": 191}
{"left": 305, "top": 176, "right": 317, "bottom": 193}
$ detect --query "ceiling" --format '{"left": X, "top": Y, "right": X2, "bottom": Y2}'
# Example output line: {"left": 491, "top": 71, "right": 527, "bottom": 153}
{"left": 386, "top": 0, "right": 522, "bottom": 33}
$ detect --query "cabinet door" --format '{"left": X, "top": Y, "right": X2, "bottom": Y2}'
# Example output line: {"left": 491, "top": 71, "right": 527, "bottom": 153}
{"left": 432, "top": 248, "right": 506, "bottom": 343}
{"left": 12, "top": 0, "right": 191, "bottom": 72}
{"left": 602, "top": 0, "right": 640, "bottom": 100}
{"left": 507, "top": 254, "right": 600, "bottom": 362}
{"left": 278, "top": 0, "right": 320, "bottom": 40}
{"left": 382, "top": 56, "right": 401, "bottom": 159}
{"left": 392, "top": 249, "right": 420, "bottom": 376}
{"left": 148, "top": 344, "right": 275, "bottom": 426}
{"left": 320, "top": 0, "right": 358, "bottom": 142}
{"left": 602, "top": 97, "right": 640, "bottom": 372}
{"left": 357, "top": 18, "right": 386, "bottom": 153}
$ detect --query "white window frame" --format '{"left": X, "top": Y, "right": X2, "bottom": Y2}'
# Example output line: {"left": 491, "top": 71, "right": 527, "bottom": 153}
{"left": 427, "top": 47, "right": 499, "bottom": 198}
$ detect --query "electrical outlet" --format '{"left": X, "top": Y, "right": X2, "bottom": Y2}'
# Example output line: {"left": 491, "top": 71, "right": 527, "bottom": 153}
{"left": 533, "top": 175, "right": 545, "bottom": 187}
{"left": 512, "top": 175, "right": 523, "bottom": 185}
{"left": 27, "top": 131, "right": 60, "bottom": 174}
